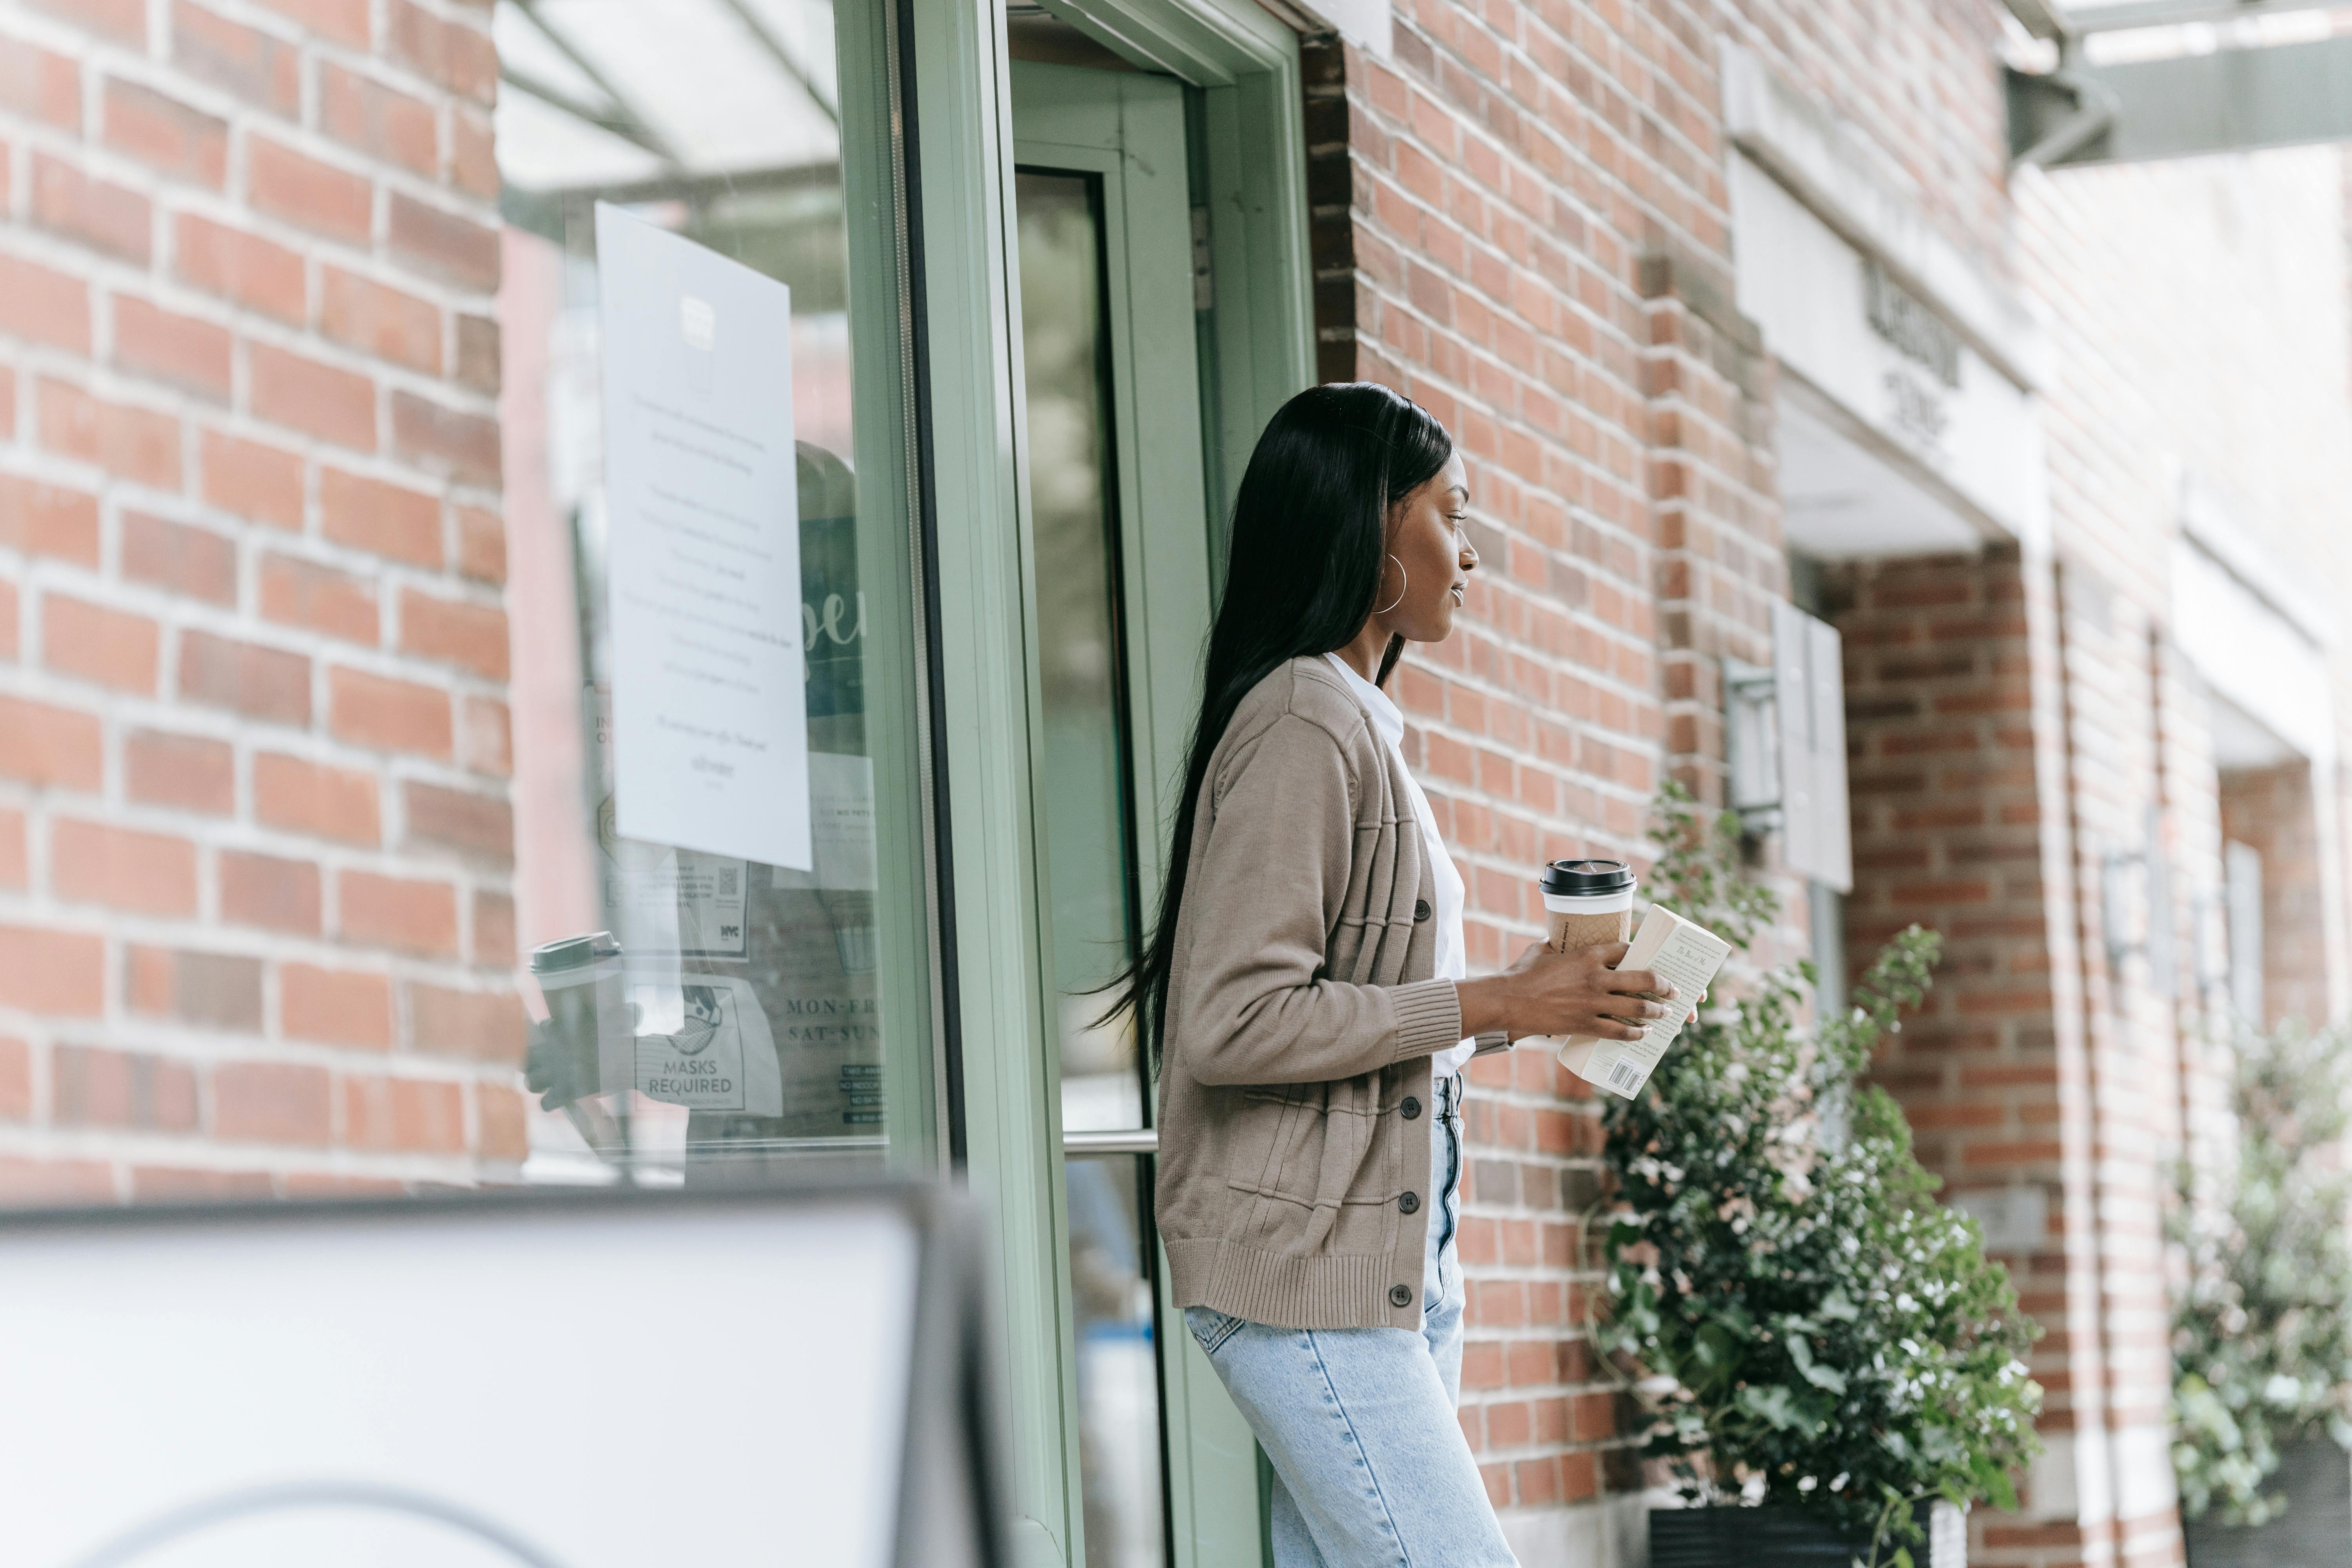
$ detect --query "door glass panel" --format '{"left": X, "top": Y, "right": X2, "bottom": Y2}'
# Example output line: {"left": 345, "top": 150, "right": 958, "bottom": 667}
{"left": 495, "top": 0, "right": 936, "bottom": 1187}
{"left": 1016, "top": 167, "right": 1166, "bottom": 1567}
{"left": 1069, "top": 1153, "right": 1166, "bottom": 1568}
{"left": 1018, "top": 171, "right": 1147, "bottom": 1137}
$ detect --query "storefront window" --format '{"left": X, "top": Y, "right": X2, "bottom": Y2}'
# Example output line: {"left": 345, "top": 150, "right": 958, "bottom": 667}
{"left": 495, "top": 0, "right": 937, "bottom": 1183}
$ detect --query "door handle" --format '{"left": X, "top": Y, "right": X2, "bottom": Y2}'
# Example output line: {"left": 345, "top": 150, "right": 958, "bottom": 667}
{"left": 1061, "top": 1129, "right": 1157, "bottom": 1155}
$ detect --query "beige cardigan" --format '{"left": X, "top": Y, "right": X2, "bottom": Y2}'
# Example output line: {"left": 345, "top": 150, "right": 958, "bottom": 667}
{"left": 1155, "top": 656, "right": 1493, "bottom": 1331}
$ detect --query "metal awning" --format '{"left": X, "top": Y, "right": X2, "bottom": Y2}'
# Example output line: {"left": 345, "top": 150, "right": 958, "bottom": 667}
{"left": 2005, "top": 0, "right": 2352, "bottom": 167}
{"left": 492, "top": 0, "right": 841, "bottom": 195}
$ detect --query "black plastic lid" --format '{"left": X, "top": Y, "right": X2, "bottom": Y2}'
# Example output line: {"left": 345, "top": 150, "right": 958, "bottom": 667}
{"left": 1540, "top": 858, "right": 1635, "bottom": 897}
{"left": 530, "top": 931, "right": 619, "bottom": 973}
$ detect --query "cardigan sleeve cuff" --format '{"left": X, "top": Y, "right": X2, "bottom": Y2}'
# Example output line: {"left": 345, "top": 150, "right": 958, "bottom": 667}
{"left": 1390, "top": 979, "right": 1465, "bottom": 1063}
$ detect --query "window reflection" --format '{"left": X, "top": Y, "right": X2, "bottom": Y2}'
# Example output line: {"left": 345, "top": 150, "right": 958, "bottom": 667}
{"left": 1018, "top": 170, "right": 1145, "bottom": 1137}
{"left": 497, "top": 0, "right": 924, "bottom": 1183}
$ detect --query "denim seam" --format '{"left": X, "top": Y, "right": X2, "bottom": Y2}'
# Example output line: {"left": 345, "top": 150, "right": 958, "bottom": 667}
{"left": 1301, "top": 1327, "right": 1414, "bottom": 1568}
{"left": 1190, "top": 1308, "right": 1246, "bottom": 1358}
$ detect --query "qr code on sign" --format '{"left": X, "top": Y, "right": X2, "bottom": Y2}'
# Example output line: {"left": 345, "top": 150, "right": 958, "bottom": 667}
{"left": 719, "top": 868, "right": 739, "bottom": 895}
{"left": 1608, "top": 1058, "right": 1644, "bottom": 1095}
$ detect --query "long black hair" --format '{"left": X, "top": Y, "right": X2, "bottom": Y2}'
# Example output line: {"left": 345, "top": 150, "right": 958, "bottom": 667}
{"left": 1105, "top": 381, "right": 1454, "bottom": 1060}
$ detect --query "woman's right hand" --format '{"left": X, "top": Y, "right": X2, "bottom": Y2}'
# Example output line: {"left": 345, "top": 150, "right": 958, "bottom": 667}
{"left": 1456, "top": 942, "right": 1673, "bottom": 1042}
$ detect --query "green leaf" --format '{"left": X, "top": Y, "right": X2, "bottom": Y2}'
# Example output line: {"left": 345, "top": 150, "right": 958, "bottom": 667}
{"left": 1788, "top": 1334, "right": 1849, "bottom": 1394}
{"left": 1739, "top": 1383, "right": 1804, "bottom": 1430}
{"left": 1692, "top": 1322, "right": 1738, "bottom": 1392}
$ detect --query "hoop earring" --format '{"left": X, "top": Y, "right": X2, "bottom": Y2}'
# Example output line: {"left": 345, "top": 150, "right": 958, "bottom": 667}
{"left": 1377, "top": 554, "right": 1406, "bottom": 615}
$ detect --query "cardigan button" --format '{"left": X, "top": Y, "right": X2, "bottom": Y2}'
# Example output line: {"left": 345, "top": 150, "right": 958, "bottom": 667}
{"left": 1399, "top": 1191, "right": 1421, "bottom": 1215}
{"left": 1413, "top": 899, "right": 1432, "bottom": 922}
{"left": 1388, "top": 1284, "right": 1414, "bottom": 1308}
{"left": 1400, "top": 1096, "right": 1422, "bottom": 1120}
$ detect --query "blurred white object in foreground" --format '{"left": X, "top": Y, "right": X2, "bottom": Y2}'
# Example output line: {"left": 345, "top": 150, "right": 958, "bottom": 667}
{"left": 0, "top": 1185, "right": 1001, "bottom": 1568}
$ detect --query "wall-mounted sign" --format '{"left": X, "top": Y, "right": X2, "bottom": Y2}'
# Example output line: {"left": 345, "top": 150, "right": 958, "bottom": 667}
{"left": 1862, "top": 259, "right": 1962, "bottom": 388}
{"left": 1720, "top": 44, "right": 2051, "bottom": 557}
{"left": 1862, "top": 259, "right": 1964, "bottom": 451}
{"left": 1729, "top": 155, "right": 2046, "bottom": 551}
{"left": 1949, "top": 1186, "right": 2051, "bottom": 1254}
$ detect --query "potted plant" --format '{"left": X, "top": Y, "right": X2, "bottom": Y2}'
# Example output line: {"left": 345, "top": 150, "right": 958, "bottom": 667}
{"left": 1596, "top": 784, "right": 2042, "bottom": 1568}
{"left": 2173, "top": 1022, "right": 2352, "bottom": 1566}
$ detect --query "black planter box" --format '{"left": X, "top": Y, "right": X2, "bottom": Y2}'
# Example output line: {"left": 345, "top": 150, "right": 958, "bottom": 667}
{"left": 2183, "top": 1438, "right": 2352, "bottom": 1568}
{"left": 1650, "top": 1501, "right": 1961, "bottom": 1568}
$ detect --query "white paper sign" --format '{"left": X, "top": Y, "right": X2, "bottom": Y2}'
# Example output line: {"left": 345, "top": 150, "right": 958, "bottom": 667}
{"left": 607, "top": 842, "right": 749, "bottom": 958}
{"left": 636, "top": 972, "right": 783, "bottom": 1115}
{"left": 596, "top": 203, "right": 811, "bottom": 870}
{"left": 787, "top": 751, "right": 878, "bottom": 891}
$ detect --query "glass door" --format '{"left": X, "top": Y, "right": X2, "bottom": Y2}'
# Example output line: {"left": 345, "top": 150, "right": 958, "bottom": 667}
{"left": 492, "top": 0, "right": 940, "bottom": 1183}
{"left": 1009, "top": 59, "right": 1262, "bottom": 1568}
{"left": 1019, "top": 156, "right": 1161, "bottom": 1568}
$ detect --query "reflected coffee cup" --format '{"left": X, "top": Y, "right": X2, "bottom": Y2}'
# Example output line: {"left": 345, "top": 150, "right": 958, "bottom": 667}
{"left": 529, "top": 931, "right": 624, "bottom": 1103}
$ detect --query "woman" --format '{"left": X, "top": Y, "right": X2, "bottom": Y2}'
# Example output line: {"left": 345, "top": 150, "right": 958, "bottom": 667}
{"left": 1110, "top": 383, "right": 1677, "bottom": 1564}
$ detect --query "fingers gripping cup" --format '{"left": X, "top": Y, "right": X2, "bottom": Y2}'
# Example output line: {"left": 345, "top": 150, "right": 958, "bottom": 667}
{"left": 1529, "top": 859, "right": 1636, "bottom": 1059}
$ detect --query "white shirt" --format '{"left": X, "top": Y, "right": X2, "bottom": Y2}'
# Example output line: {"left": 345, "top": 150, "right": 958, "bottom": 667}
{"left": 1323, "top": 655, "right": 1474, "bottom": 1077}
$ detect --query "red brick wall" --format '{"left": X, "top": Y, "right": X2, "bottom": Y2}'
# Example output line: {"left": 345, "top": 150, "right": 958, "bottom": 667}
{"left": 1306, "top": 0, "right": 2025, "bottom": 1549}
{"left": 0, "top": 0, "right": 520, "bottom": 1198}
{"left": 2006, "top": 143, "right": 2352, "bottom": 1568}
{"left": 1831, "top": 543, "right": 2202, "bottom": 1568}
{"left": 1305, "top": 4, "right": 2352, "bottom": 1563}
{"left": 1722, "top": 2, "right": 2013, "bottom": 254}
{"left": 2218, "top": 761, "right": 2328, "bottom": 1032}
{"left": 1833, "top": 547, "right": 2058, "bottom": 1189}
{"left": 2046, "top": 568, "right": 2191, "bottom": 1568}
{"left": 1305, "top": 28, "right": 1677, "bottom": 1533}
{"left": 2153, "top": 630, "right": 2235, "bottom": 1296}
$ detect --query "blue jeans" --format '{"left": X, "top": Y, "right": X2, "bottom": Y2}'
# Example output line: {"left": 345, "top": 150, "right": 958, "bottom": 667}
{"left": 1185, "top": 1074, "right": 1517, "bottom": 1567}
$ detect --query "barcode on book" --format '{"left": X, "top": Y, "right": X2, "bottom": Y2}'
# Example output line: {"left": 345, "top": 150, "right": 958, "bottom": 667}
{"left": 1607, "top": 1058, "right": 1644, "bottom": 1094}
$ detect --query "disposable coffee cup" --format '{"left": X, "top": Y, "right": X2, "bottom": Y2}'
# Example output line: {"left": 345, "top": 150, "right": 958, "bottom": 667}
{"left": 530, "top": 931, "right": 625, "bottom": 1102}
{"left": 1530, "top": 860, "right": 1637, "bottom": 1059}
{"left": 1542, "top": 858, "right": 1636, "bottom": 956}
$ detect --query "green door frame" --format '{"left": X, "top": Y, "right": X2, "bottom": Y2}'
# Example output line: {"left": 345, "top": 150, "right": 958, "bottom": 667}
{"left": 1010, "top": 58, "right": 1258, "bottom": 1568}
{"left": 897, "top": 0, "right": 1314, "bottom": 1559}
